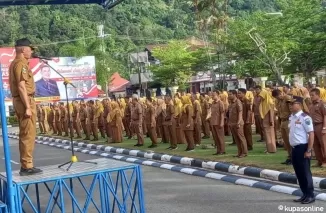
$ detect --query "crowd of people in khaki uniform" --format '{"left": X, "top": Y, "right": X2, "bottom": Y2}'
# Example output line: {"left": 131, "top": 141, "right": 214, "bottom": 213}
{"left": 36, "top": 83, "right": 326, "bottom": 168}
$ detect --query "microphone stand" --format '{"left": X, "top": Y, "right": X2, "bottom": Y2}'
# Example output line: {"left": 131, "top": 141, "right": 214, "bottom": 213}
{"left": 40, "top": 59, "right": 97, "bottom": 171}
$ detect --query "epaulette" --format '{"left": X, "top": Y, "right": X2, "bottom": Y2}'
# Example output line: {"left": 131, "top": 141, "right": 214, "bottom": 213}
{"left": 301, "top": 113, "right": 307, "bottom": 117}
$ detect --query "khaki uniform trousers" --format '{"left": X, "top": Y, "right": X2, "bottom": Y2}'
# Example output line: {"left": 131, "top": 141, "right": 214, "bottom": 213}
{"left": 14, "top": 97, "right": 37, "bottom": 169}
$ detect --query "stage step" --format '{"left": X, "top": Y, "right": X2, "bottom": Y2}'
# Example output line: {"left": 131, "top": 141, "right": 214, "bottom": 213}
{"left": 0, "top": 201, "right": 7, "bottom": 213}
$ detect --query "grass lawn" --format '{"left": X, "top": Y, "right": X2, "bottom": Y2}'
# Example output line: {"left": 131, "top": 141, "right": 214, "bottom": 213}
{"left": 40, "top": 132, "right": 326, "bottom": 177}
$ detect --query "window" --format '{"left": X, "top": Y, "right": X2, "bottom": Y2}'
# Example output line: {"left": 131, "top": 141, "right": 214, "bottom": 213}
{"left": 9, "top": 106, "right": 15, "bottom": 116}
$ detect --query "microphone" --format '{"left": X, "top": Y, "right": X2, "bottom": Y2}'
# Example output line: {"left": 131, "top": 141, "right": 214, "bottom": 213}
{"left": 32, "top": 53, "right": 52, "bottom": 61}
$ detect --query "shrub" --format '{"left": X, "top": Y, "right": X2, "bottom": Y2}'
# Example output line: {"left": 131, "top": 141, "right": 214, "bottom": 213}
{"left": 8, "top": 116, "right": 18, "bottom": 125}
{"left": 0, "top": 116, "right": 19, "bottom": 125}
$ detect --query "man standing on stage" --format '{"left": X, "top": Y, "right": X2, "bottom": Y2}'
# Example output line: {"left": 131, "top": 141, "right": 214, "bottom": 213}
{"left": 9, "top": 38, "right": 42, "bottom": 176}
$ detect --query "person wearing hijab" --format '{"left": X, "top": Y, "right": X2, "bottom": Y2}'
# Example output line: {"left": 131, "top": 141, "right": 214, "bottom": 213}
{"left": 131, "top": 94, "right": 144, "bottom": 146}
{"left": 156, "top": 98, "right": 167, "bottom": 143}
{"left": 61, "top": 103, "right": 69, "bottom": 137}
{"left": 292, "top": 87, "right": 311, "bottom": 114}
{"left": 96, "top": 100, "right": 106, "bottom": 139}
{"left": 47, "top": 104, "right": 55, "bottom": 134}
{"left": 123, "top": 97, "right": 132, "bottom": 139}
{"left": 145, "top": 97, "right": 158, "bottom": 148}
{"left": 79, "top": 100, "right": 90, "bottom": 140}
{"left": 37, "top": 105, "right": 45, "bottom": 134}
{"left": 191, "top": 94, "right": 202, "bottom": 146}
{"left": 255, "top": 86, "right": 276, "bottom": 153}
{"left": 42, "top": 105, "right": 49, "bottom": 134}
{"left": 301, "top": 87, "right": 312, "bottom": 109}
{"left": 181, "top": 95, "right": 195, "bottom": 151}
{"left": 139, "top": 98, "right": 147, "bottom": 137}
{"left": 54, "top": 103, "right": 62, "bottom": 136}
{"left": 200, "top": 93, "right": 210, "bottom": 139}
{"left": 163, "top": 95, "right": 178, "bottom": 150}
{"left": 220, "top": 91, "right": 230, "bottom": 136}
{"left": 72, "top": 100, "right": 82, "bottom": 138}
{"left": 118, "top": 98, "right": 126, "bottom": 132}
{"left": 238, "top": 88, "right": 253, "bottom": 150}
{"left": 88, "top": 100, "right": 98, "bottom": 141}
{"left": 317, "top": 87, "right": 326, "bottom": 101}
{"left": 174, "top": 96, "right": 186, "bottom": 144}
{"left": 253, "top": 88, "right": 265, "bottom": 143}
{"left": 102, "top": 99, "right": 111, "bottom": 138}
{"left": 107, "top": 101, "right": 123, "bottom": 143}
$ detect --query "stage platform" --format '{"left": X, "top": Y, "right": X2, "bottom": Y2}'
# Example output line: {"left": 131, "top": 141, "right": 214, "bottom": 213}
{"left": 0, "top": 158, "right": 145, "bottom": 213}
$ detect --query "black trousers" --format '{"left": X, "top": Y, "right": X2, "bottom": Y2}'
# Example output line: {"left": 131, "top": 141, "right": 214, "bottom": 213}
{"left": 292, "top": 144, "right": 314, "bottom": 198}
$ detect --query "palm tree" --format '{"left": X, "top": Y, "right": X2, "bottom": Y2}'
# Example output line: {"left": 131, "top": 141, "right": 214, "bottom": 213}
{"left": 194, "top": 0, "right": 229, "bottom": 43}
{"left": 193, "top": 0, "right": 230, "bottom": 89}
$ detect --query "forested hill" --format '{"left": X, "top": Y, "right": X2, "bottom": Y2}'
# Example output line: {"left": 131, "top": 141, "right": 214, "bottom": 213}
{"left": 0, "top": 0, "right": 277, "bottom": 86}
{"left": 0, "top": 0, "right": 277, "bottom": 51}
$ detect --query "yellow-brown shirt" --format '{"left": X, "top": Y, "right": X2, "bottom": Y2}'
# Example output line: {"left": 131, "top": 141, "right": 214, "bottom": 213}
{"left": 210, "top": 100, "right": 224, "bottom": 126}
{"left": 309, "top": 100, "right": 326, "bottom": 124}
{"left": 9, "top": 56, "right": 35, "bottom": 98}
{"left": 276, "top": 95, "right": 291, "bottom": 120}
{"left": 131, "top": 102, "right": 143, "bottom": 125}
{"left": 145, "top": 104, "right": 156, "bottom": 126}
{"left": 228, "top": 98, "right": 244, "bottom": 125}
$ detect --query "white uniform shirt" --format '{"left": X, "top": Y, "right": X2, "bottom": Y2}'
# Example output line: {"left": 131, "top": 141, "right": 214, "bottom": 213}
{"left": 289, "top": 110, "right": 314, "bottom": 147}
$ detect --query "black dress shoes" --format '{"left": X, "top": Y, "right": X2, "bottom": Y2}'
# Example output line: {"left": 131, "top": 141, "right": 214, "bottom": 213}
{"left": 20, "top": 167, "right": 43, "bottom": 176}
{"left": 293, "top": 195, "right": 306, "bottom": 202}
{"left": 301, "top": 197, "right": 315, "bottom": 204}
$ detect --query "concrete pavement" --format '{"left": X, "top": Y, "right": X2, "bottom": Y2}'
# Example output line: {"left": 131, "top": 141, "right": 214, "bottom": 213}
{"left": 0, "top": 137, "right": 325, "bottom": 212}
{"left": 31, "top": 133, "right": 326, "bottom": 189}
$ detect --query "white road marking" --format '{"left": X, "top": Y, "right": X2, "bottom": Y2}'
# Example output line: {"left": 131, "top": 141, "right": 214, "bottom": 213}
{"left": 2, "top": 157, "right": 19, "bottom": 165}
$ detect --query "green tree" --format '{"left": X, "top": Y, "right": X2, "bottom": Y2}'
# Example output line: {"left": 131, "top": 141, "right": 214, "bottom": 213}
{"left": 278, "top": 0, "right": 326, "bottom": 77}
{"left": 231, "top": 59, "right": 268, "bottom": 78}
{"left": 0, "top": 0, "right": 287, "bottom": 88}
{"left": 151, "top": 40, "right": 199, "bottom": 88}
{"left": 227, "top": 12, "right": 295, "bottom": 82}
{"left": 227, "top": 0, "right": 326, "bottom": 81}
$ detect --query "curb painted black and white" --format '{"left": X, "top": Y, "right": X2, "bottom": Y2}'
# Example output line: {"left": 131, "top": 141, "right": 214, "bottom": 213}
{"left": 9, "top": 135, "right": 325, "bottom": 202}
{"left": 8, "top": 133, "right": 326, "bottom": 190}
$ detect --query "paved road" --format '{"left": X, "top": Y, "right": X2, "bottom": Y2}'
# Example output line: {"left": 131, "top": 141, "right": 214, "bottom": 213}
{"left": 0, "top": 137, "right": 325, "bottom": 213}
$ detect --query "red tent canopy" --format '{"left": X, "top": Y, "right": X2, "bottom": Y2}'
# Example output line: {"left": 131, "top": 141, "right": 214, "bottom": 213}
{"left": 109, "top": 72, "right": 129, "bottom": 92}
{"left": 98, "top": 88, "right": 105, "bottom": 94}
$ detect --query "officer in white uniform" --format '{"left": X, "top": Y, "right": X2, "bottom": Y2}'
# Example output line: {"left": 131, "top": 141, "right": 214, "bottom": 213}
{"left": 287, "top": 96, "right": 315, "bottom": 204}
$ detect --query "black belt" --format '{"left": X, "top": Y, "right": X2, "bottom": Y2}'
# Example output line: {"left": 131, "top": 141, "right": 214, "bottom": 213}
{"left": 313, "top": 122, "right": 322, "bottom": 125}
{"left": 291, "top": 144, "right": 307, "bottom": 148}
{"left": 13, "top": 94, "right": 34, "bottom": 98}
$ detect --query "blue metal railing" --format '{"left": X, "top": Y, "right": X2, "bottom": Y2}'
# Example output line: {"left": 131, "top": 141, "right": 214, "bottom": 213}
{"left": 0, "top": 63, "right": 15, "bottom": 213}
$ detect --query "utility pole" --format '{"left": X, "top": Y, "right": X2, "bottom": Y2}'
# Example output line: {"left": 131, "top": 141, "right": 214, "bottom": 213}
{"left": 97, "top": 24, "right": 105, "bottom": 53}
